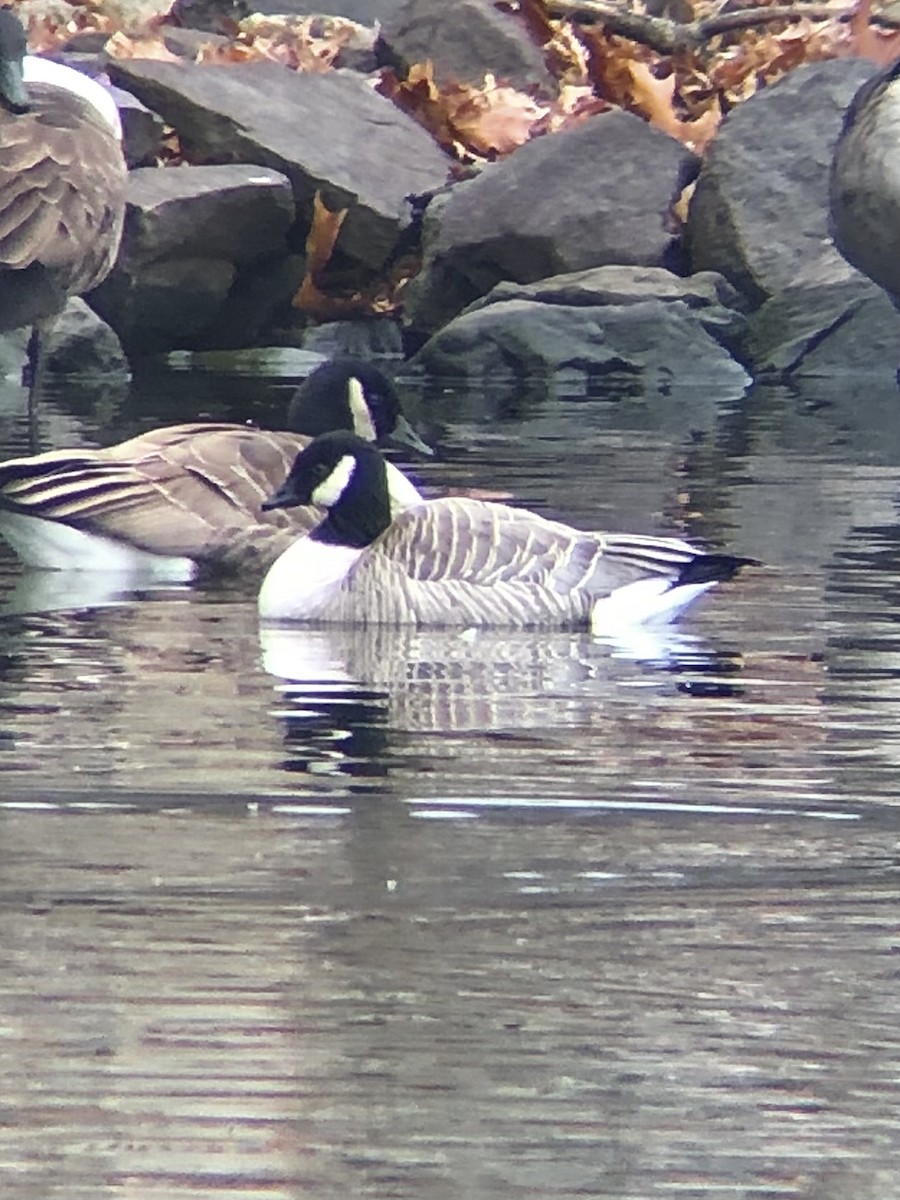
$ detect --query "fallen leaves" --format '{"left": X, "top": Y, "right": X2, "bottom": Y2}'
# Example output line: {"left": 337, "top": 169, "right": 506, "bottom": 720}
{"left": 378, "top": 62, "right": 549, "bottom": 159}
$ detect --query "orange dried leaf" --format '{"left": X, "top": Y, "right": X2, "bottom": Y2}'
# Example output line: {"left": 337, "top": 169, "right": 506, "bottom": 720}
{"left": 448, "top": 77, "right": 547, "bottom": 156}
{"left": 292, "top": 192, "right": 348, "bottom": 308}
{"left": 104, "top": 31, "right": 182, "bottom": 62}
{"left": 628, "top": 61, "right": 680, "bottom": 138}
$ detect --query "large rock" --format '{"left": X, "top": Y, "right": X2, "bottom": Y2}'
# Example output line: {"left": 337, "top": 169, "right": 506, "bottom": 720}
{"left": 412, "top": 289, "right": 751, "bottom": 393}
{"left": 377, "top": 0, "right": 556, "bottom": 94}
{"left": 737, "top": 278, "right": 900, "bottom": 377}
{"left": 106, "top": 58, "right": 453, "bottom": 272}
{"left": 465, "top": 265, "right": 749, "bottom": 349}
{"left": 45, "top": 298, "right": 129, "bottom": 380}
{"left": 90, "top": 164, "right": 299, "bottom": 354}
{"left": 687, "top": 58, "right": 876, "bottom": 305}
{"left": 404, "top": 110, "right": 695, "bottom": 336}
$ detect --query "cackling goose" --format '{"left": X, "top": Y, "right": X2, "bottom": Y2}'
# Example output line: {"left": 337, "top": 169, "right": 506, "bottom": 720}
{"left": 258, "top": 432, "right": 757, "bottom": 628}
{"left": 0, "top": 358, "right": 429, "bottom": 578}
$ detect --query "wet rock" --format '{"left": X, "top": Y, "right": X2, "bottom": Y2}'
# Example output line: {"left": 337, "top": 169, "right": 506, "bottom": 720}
{"left": 377, "top": 0, "right": 556, "bottom": 94}
{"left": 106, "top": 57, "right": 452, "bottom": 273}
{"left": 45, "top": 298, "right": 129, "bottom": 379}
{"left": 89, "top": 164, "right": 299, "bottom": 355}
{"left": 404, "top": 110, "right": 695, "bottom": 337}
{"left": 687, "top": 57, "right": 876, "bottom": 305}
{"left": 0, "top": 329, "right": 29, "bottom": 382}
{"left": 465, "top": 265, "right": 749, "bottom": 353}
{"left": 299, "top": 319, "right": 405, "bottom": 362}
{"left": 737, "top": 277, "right": 900, "bottom": 377}
{"left": 412, "top": 294, "right": 751, "bottom": 392}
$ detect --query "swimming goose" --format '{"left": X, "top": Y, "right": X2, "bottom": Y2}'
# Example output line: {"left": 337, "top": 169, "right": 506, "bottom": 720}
{"left": 258, "top": 432, "right": 756, "bottom": 628}
{"left": 0, "top": 7, "right": 126, "bottom": 372}
{"left": 0, "top": 358, "right": 429, "bottom": 578}
{"left": 830, "top": 60, "right": 900, "bottom": 302}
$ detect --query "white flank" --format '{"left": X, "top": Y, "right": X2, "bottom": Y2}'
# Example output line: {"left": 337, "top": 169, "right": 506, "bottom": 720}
{"left": 311, "top": 454, "right": 356, "bottom": 509}
{"left": 259, "top": 537, "right": 361, "bottom": 622}
{"left": 0, "top": 511, "right": 196, "bottom": 580}
{"left": 590, "top": 577, "right": 716, "bottom": 633}
{"left": 347, "top": 376, "right": 376, "bottom": 442}
{"left": 23, "top": 56, "right": 123, "bottom": 139}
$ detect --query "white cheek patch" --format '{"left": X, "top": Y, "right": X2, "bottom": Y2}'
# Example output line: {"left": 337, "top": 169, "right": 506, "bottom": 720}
{"left": 23, "top": 55, "right": 123, "bottom": 139}
{"left": 347, "top": 376, "right": 376, "bottom": 442}
{"left": 311, "top": 454, "right": 356, "bottom": 508}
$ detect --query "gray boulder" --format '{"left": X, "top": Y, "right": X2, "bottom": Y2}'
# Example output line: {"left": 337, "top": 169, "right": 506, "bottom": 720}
{"left": 737, "top": 278, "right": 900, "bottom": 377}
{"left": 45, "top": 298, "right": 129, "bottom": 380}
{"left": 106, "top": 58, "right": 452, "bottom": 273}
{"left": 378, "top": 0, "right": 556, "bottom": 94}
{"left": 687, "top": 57, "right": 877, "bottom": 304}
{"left": 412, "top": 290, "right": 751, "bottom": 393}
{"left": 404, "top": 110, "right": 695, "bottom": 337}
{"left": 89, "top": 164, "right": 299, "bottom": 355}
{"left": 465, "top": 265, "right": 749, "bottom": 351}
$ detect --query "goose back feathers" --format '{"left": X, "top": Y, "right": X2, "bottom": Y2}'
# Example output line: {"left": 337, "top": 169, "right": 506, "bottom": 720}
{"left": 259, "top": 432, "right": 755, "bottom": 628}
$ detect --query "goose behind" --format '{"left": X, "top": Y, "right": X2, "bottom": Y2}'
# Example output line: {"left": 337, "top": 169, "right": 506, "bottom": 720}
{"left": 258, "top": 432, "right": 757, "bottom": 629}
{"left": 0, "top": 6, "right": 126, "bottom": 336}
{"left": 830, "top": 60, "right": 900, "bottom": 303}
{"left": 0, "top": 358, "right": 429, "bottom": 578}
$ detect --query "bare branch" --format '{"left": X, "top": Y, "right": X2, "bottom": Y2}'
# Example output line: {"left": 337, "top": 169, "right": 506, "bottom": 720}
{"left": 545, "top": 0, "right": 893, "bottom": 54}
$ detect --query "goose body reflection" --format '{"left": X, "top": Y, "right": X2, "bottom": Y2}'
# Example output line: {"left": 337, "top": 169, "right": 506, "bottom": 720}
{"left": 259, "top": 433, "right": 756, "bottom": 629}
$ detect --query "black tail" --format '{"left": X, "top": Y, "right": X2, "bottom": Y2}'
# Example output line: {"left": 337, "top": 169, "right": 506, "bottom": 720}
{"left": 675, "top": 554, "right": 760, "bottom": 587}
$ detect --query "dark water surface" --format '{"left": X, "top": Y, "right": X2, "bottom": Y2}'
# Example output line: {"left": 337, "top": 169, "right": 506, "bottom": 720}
{"left": 2, "top": 364, "right": 900, "bottom": 1197}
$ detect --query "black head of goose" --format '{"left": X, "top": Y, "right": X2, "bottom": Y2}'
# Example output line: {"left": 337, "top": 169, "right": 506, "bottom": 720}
{"left": 830, "top": 60, "right": 900, "bottom": 303}
{"left": 0, "top": 6, "right": 126, "bottom": 383}
{"left": 0, "top": 357, "right": 430, "bottom": 578}
{"left": 258, "top": 432, "right": 757, "bottom": 628}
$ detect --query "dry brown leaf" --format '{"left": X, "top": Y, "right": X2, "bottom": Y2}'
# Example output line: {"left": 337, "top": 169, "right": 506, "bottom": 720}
{"left": 446, "top": 75, "right": 547, "bottom": 156}
{"left": 544, "top": 18, "right": 591, "bottom": 86}
{"left": 379, "top": 62, "right": 546, "bottom": 160}
{"left": 533, "top": 83, "right": 608, "bottom": 134}
{"left": 104, "top": 30, "right": 182, "bottom": 62}
{"left": 627, "top": 61, "right": 721, "bottom": 151}
{"left": 672, "top": 179, "right": 696, "bottom": 229}
{"left": 291, "top": 192, "right": 348, "bottom": 310}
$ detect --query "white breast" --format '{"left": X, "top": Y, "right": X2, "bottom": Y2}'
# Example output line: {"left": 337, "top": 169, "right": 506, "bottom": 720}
{"left": 258, "top": 537, "right": 361, "bottom": 622}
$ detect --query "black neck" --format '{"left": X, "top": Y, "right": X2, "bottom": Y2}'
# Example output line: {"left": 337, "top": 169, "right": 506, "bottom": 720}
{"left": 309, "top": 454, "right": 393, "bottom": 549}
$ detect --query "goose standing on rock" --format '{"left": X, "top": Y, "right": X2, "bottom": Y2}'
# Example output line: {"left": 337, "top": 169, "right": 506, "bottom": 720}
{"left": 0, "top": 5, "right": 126, "bottom": 383}
{"left": 258, "top": 432, "right": 757, "bottom": 629}
{"left": 0, "top": 358, "right": 431, "bottom": 579}
{"left": 830, "top": 60, "right": 900, "bottom": 302}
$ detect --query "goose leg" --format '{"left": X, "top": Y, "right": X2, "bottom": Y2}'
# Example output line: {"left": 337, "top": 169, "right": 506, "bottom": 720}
{"left": 24, "top": 320, "right": 46, "bottom": 453}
